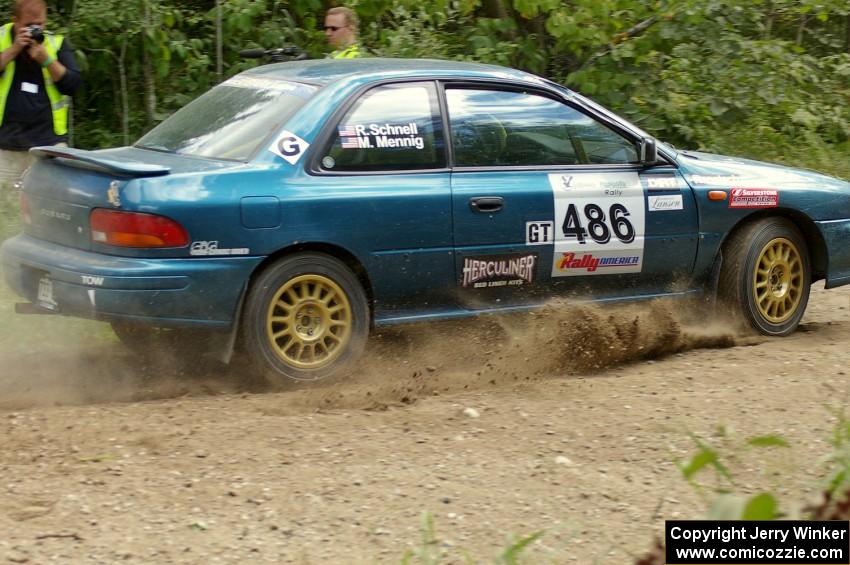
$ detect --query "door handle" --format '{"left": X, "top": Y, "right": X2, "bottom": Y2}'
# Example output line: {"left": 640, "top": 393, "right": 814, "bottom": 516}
{"left": 469, "top": 196, "right": 504, "bottom": 213}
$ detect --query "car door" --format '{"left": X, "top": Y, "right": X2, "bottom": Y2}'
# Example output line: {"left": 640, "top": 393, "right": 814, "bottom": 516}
{"left": 305, "top": 80, "right": 455, "bottom": 321}
{"left": 445, "top": 84, "right": 699, "bottom": 309}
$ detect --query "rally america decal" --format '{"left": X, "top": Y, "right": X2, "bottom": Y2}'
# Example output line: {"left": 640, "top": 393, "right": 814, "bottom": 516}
{"left": 462, "top": 253, "right": 538, "bottom": 289}
{"left": 728, "top": 188, "right": 779, "bottom": 208}
{"left": 549, "top": 172, "right": 645, "bottom": 277}
{"left": 338, "top": 122, "right": 425, "bottom": 150}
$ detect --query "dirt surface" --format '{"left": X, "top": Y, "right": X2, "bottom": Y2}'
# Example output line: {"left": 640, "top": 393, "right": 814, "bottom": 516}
{"left": 1, "top": 285, "right": 850, "bottom": 563}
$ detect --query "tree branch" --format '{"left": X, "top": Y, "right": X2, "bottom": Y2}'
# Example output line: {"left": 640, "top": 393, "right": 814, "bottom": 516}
{"left": 579, "top": 14, "right": 662, "bottom": 71}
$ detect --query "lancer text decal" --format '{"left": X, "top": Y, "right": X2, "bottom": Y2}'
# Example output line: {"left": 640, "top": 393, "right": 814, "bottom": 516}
{"left": 648, "top": 194, "right": 683, "bottom": 211}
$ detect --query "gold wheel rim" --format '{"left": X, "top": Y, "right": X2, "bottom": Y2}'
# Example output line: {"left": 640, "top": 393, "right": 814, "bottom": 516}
{"left": 752, "top": 237, "right": 804, "bottom": 324}
{"left": 265, "top": 274, "right": 352, "bottom": 370}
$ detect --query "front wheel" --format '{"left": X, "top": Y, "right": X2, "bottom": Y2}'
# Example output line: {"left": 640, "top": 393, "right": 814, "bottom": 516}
{"left": 241, "top": 253, "right": 369, "bottom": 382}
{"left": 718, "top": 217, "right": 811, "bottom": 336}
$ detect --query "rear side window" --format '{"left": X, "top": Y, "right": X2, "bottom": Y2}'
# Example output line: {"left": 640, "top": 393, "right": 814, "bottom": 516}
{"left": 446, "top": 88, "right": 639, "bottom": 167}
{"left": 136, "top": 76, "right": 316, "bottom": 162}
{"left": 320, "top": 82, "right": 445, "bottom": 172}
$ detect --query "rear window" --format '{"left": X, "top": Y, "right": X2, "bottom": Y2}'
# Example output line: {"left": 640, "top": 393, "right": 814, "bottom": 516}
{"left": 136, "top": 75, "right": 317, "bottom": 162}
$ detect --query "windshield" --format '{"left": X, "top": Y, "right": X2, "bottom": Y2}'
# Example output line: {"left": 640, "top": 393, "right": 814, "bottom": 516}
{"left": 135, "top": 75, "right": 317, "bottom": 161}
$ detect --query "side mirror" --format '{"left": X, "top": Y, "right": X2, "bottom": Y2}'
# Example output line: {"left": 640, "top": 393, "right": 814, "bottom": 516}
{"left": 640, "top": 137, "right": 658, "bottom": 166}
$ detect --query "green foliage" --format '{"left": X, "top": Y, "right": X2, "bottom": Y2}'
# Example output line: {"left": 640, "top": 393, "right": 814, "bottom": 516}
{"left": 675, "top": 428, "right": 789, "bottom": 520}
{"left": 400, "top": 511, "right": 543, "bottom": 564}
{"left": 820, "top": 402, "right": 850, "bottom": 497}
{"left": 25, "top": 0, "right": 849, "bottom": 178}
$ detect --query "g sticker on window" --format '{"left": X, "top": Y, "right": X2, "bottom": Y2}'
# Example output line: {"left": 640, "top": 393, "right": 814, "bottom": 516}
{"left": 269, "top": 130, "right": 310, "bottom": 165}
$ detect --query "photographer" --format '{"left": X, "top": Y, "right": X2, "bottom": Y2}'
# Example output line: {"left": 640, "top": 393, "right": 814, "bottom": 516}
{"left": 0, "top": 0, "right": 81, "bottom": 186}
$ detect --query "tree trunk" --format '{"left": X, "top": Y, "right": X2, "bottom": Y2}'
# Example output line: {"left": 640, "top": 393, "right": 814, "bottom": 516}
{"left": 846, "top": 14, "right": 850, "bottom": 53}
{"left": 216, "top": 0, "right": 223, "bottom": 83}
{"left": 796, "top": 15, "right": 808, "bottom": 46}
{"left": 118, "top": 38, "right": 130, "bottom": 146}
{"left": 141, "top": 0, "right": 157, "bottom": 130}
{"left": 67, "top": 0, "right": 78, "bottom": 147}
{"left": 481, "top": 0, "right": 509, "bottom": 20}
{"left": 764, "top": 1, "right": 773, "bottom": 39}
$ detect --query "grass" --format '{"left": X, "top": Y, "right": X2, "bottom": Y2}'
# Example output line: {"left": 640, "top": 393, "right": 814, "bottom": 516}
{"left": 0, "top": 280, "right": 116, "bottom": 355}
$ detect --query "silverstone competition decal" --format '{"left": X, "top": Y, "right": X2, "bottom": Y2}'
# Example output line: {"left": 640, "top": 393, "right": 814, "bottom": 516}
{"left": 269, "top": 130, "right": 310, "bottom": 165}
{"left": 461, "top": 253, "right": 538, "bottom": 289}
{"left": 728, "top": 188, "right": 779, "bottom": 208}
{"left": 549, "top": 172, "right": 645, "bottom": 277}
{"left": 526, "top": 221, "right": 554, "bottom": 245}
{"left": 648, "top": 194, "right": 683, "bottom": 211}
{"left": 190, "top": 241, "right": 250, "bottom": 256}
{"left": 337, "top": 122, "right": 425, "bottom": 150}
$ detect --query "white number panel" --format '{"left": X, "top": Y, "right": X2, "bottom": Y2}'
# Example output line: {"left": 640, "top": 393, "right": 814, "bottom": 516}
{"left": 548, "top": 172, "right": 646, "bottom": 277}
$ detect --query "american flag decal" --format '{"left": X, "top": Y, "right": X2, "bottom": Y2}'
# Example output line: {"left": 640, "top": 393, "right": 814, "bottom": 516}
{"left": 341, "top": 137, "right": 360, "bottom": 149}
{"left": 338, "top": 125, "right": 357, "bottom": 137}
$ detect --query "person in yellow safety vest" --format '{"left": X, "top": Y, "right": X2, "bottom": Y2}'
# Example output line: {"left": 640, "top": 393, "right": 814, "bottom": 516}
{"left": 324, "top": 7, "right": 363, "bottom": 59}
{"left": 0, "top": 0, "right": 81, "bottom": 187}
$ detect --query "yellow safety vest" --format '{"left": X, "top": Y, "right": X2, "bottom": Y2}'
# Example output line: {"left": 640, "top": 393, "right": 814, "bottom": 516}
{"left": 0, "top": 22, "right": 69, "bottom": 135}
{"left": 329, "top": 44, "right": 362, "bottom": 59}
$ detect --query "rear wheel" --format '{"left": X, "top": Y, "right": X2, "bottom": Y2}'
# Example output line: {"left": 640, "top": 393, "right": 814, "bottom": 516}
{"left": 718, "top": 217, "right": 811, "bottom": 335}
{"left": 242, "top": 253, "right": 369, "bottom": 382}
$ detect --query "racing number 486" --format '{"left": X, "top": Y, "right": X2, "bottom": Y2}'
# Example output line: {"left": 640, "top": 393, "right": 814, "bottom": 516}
{"left": 562, "top": 203, "right": 635, "bottom": 245}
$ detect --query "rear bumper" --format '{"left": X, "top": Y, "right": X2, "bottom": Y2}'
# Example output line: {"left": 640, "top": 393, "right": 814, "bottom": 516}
{"left": 1, "top": 234, "right": 263, "bottom": 329}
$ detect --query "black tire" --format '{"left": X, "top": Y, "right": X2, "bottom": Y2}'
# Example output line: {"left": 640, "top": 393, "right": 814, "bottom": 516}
{"left": 718, "top": 217, "right": 811, "bottom": 336}
{"left": 241, "top": 252, "right": 369, "bottom": 382}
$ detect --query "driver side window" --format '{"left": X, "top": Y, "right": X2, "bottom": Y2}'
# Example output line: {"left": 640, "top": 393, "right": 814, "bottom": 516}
{"left": 445, "top": 88, "right": 639, "bottom": 167}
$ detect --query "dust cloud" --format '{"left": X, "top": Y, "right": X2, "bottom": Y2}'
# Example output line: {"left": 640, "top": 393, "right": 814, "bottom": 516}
{"left": 0, "top": 298, "right": 743, "bottom": 412}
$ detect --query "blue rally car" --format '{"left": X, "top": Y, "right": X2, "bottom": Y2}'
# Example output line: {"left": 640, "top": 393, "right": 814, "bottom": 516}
{"left": 3, "top": 59, "right": 850, "bottom": 381}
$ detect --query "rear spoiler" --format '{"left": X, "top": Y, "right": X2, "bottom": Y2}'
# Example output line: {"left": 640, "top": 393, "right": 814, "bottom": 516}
{"left": 30, "top": 146, "right": 170, "bottom": 177}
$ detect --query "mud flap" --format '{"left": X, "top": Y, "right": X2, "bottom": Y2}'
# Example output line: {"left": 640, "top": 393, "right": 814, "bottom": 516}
{"left": 704, "top": 250, "right": 723, "bottom": 315}
{"left": 214, "top": 284, "right": 247, "bottom": 365}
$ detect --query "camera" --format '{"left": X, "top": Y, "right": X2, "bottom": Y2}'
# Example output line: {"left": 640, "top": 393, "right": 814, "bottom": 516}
{"left": 25, "top": 25, "right": 45, "bottom": 44}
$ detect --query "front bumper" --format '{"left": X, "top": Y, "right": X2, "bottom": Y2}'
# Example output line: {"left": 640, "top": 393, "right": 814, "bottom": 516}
{"left": 1, "top": 234, "right": 263, "bottom": 329}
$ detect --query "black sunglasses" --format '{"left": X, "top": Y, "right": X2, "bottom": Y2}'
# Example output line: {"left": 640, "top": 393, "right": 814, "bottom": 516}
{"left": 324, "top": 25, "right": 343, "bottom": 31}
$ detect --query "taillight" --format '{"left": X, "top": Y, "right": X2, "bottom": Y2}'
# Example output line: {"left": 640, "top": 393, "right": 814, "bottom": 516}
{"left": 90, "top": 209, "right": 188, "bottom": 248}
{"left": 19, "top": 192, "right": 31, "bottom": 225}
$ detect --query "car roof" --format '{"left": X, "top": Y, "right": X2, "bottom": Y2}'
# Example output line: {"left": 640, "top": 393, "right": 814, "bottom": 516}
{"left": 244, "top": 57, "right": 551, "bottom": 88}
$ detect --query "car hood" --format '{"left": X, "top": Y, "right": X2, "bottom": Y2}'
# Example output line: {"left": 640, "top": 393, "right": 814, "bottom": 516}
{"left": 675, "top": 150, "right": 850, "bottom": 191}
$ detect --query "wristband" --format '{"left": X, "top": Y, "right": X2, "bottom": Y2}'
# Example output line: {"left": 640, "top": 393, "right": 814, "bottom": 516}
{"left": 41, "top": 55, "right": 55, "bottom": 68}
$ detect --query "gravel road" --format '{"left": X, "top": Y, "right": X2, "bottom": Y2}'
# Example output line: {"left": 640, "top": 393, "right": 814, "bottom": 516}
{"left": 1, "top": 285, "right": 849, "bottom": 563}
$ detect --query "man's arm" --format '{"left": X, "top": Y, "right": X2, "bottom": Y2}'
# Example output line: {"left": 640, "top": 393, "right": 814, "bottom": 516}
{"left": 0, "top": 28, "right": 31, "bottom": 72}
{"left": 28, "top": 36, "right": 82, "bottom": 95}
